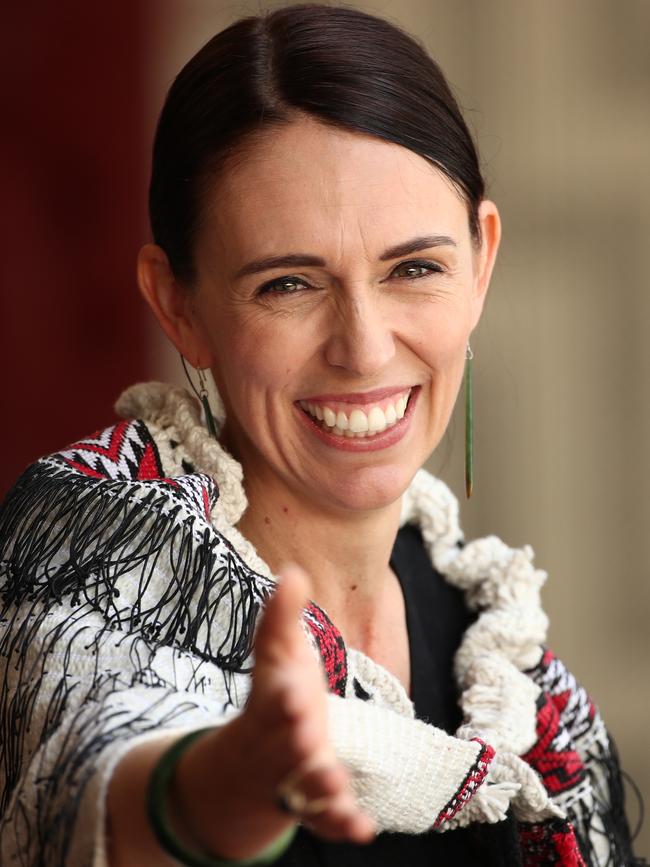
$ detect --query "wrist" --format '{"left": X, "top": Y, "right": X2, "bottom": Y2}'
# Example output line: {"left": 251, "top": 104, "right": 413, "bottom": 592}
{"left": 149, "top": 725, "right": 298, "bottom": 866}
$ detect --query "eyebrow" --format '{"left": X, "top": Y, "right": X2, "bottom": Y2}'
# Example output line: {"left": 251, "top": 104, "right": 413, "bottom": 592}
{"left": 233, "top": 234, "right": 457, "bottom": 280}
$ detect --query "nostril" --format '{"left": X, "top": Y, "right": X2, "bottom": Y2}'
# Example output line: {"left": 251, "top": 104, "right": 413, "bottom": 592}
{"left": 323, "top": 328, "right": 396, "bottom": 375}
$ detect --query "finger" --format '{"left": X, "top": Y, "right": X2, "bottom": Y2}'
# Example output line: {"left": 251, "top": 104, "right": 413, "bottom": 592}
{"left": 302, "top": 790, "right": 376, "bottom": 843}
{"left": 336, "top": 809, "right": 377, "bottom": 844}
{"left": 274, "top": 752, "right": 376, "bottom": 844}
{"left": 279, "top": 758, "right": 348, "bottom": 808}
{"left": 254, "top": 563, "right": 312, "bottom": 664}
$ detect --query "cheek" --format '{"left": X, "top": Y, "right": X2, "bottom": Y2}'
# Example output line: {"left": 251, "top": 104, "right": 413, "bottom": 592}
{"left": 207, "top": 313, "right": 304, "bottom": 417}
{"left": 408, "top": 305, "right": 471, "bottom": 370}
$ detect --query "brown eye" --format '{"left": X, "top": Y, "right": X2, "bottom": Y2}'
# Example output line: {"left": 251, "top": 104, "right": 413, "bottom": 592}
{"left": 258, "top": 276, "right": 309, "bottom": 295}
{"left": 392, "top": 260, "right": 443, "bottom": 279}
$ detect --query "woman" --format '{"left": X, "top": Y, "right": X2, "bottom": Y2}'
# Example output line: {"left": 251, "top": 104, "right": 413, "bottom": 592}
{"left": 0, "top": 5, "right": 642, "bottom": 866}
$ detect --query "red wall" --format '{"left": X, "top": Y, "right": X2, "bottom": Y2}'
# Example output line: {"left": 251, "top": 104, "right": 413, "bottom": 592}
{"left": 0, "top": 2, "right": 153, "bottom": 497}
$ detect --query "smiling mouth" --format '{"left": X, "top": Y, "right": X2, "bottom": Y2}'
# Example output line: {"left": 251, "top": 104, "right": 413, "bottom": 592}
{"left": 298, "top": 388, "right": 414, "bottom": 438}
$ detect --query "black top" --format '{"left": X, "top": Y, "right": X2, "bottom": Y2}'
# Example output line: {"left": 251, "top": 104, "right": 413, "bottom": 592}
{"left": 277, "top": 524, "right": 522, "bottom": 866}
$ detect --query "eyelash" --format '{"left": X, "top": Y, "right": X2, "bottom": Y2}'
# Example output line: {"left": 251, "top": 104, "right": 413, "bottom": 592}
{"left": 257, "top": 259, "right": 444, "bottom": 296}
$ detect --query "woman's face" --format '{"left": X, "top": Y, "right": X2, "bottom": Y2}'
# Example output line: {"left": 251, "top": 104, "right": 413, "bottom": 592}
{"left": 170, "top": 115, "right": 499, "bottom": 513}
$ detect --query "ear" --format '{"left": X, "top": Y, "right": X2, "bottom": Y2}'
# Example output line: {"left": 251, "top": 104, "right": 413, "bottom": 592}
{"left": 469, "top": 199, "right": 501, "bottom": 330}
{"left": 137, "top": 244, "right": 214, "bottom": 368}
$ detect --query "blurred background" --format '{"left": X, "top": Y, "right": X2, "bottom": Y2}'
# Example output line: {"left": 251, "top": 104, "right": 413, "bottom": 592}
{"left": 2, "top": 0, "right": 648, "bottom": 855}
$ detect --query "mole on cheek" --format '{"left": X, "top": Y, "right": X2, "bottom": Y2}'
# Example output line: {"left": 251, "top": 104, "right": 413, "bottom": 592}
{"left": 282, "top": 506, "right": 289, "bottom": 514}
{"left": 264, "top": 516, "right": 271, "bottom": 525}
{"left": 350, "top": 584, "right": 358, "bottom": 591}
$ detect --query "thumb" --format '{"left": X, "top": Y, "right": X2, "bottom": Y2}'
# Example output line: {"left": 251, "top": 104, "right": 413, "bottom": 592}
{"left": 254, "top": 563, "right": 312, "bottom": 665}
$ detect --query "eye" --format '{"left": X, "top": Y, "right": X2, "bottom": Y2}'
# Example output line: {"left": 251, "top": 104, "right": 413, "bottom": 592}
{"left": 257, "top": 275, "right": 309, "bottom": 296}
{"left": 391, "top": 259, "right": 444, "bottom": 279}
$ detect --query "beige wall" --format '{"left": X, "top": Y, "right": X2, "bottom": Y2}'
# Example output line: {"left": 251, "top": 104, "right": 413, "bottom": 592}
{"left": 148, "top": 1, "right": 650, "bottom": 854}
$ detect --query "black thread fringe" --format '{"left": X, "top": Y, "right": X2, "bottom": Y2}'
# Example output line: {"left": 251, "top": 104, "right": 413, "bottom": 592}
{"left": 568, "top": 734, "right": 647, "bottom": 866}
{"left": 0, "top": 461, "right": 266, "bottom": 672}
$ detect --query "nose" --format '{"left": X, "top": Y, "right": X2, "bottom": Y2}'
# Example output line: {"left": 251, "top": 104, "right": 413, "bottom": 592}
{"left": 323, "top": 289, "right": 396, "bottom": 376}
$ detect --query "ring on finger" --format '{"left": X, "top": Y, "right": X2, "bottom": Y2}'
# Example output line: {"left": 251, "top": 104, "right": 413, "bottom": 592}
{"left": 276, "top": 754, "right": 336, "bottom": 817}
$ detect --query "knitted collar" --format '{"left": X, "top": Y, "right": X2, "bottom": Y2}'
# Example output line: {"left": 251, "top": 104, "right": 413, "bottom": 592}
{"left": 115, "top": 381, "right": 561, "bottom": 828}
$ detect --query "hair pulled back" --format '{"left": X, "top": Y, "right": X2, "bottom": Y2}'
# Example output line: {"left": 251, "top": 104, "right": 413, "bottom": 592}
{"left": 150, "top": 3, "right": 485, "bottom": 283}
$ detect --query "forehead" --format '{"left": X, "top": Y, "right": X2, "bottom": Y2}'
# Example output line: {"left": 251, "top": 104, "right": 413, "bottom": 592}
{"left": 200, "top": 116, "right": 469, "bottom": 265}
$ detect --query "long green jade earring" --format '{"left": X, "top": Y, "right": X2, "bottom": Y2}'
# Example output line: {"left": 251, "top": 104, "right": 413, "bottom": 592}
{"left": 465, "top": 343, "right": 474, "bottom": 499}
{"left": 180, "top": 355, "right": 219, "bottom": 441}
{"left": 197, "top": 368, "right": 219, "bottom": 440}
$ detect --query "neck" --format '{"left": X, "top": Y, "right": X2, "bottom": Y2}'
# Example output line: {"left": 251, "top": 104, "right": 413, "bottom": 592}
{"left": 236, "top": 465, "right": 403, "bottom": 641}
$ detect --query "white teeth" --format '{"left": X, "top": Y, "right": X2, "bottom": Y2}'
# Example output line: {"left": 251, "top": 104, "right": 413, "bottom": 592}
{"left": 367, "top": 406, "right": 387, "bottom": 433}
{"left": 323, "top": 407, "right": 336, "bottom": 426}
{"left": 348, "top": 409, "right": 369, "bottom": 433}
{"left": 301, "top": 388, "right": 412, "bottom": 435}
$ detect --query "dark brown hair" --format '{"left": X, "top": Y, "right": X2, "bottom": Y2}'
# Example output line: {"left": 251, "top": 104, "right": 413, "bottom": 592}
{"left": 149, "top": 3, "right": 485, "bottom": 283}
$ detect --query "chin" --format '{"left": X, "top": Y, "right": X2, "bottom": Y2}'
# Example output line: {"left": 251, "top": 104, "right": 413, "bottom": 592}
{"left": 313, "top": 463, "right": 419, "bottom": 514}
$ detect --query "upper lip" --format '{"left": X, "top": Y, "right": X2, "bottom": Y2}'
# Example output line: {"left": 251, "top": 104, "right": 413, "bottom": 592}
{"left": 298, "top": 385, "right": 416, "bottom": 404}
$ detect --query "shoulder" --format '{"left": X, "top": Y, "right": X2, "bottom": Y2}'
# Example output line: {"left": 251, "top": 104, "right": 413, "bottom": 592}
{"left": 1, "top": 381, "right": 242, "bottom": 527}
{"left": 0, "top": 386, "right": 275, "bottom": 672}
{"left": 1, "top": 412, "right": 219, "bottom": 542}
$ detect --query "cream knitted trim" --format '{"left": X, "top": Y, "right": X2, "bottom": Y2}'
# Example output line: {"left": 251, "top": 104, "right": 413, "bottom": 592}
{"left": 116, "top": 382, "right": 248, "bottom": 527}
{"left": 345, "top": 648, "right": 414, "bottom": 716}
{"left": 401, "top": 470, "right": 559, "bottom": 821}
{"left": 115, "top": 381, "right": 561, "bottom": 826}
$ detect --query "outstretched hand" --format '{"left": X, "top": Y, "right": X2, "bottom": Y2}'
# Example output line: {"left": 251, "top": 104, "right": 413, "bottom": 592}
{"left": 244, "top": 562, "right": 376, "bottom": 843}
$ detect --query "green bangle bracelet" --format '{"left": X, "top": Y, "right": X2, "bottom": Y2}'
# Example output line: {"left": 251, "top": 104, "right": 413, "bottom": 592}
{"left": 146, "top": 727, "right": 298, "bottom": 867}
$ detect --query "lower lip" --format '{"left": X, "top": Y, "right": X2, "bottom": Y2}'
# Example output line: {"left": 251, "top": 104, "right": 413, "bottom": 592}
{"left": 295, "top": 387, "right": 420, "bottom": 452}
